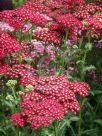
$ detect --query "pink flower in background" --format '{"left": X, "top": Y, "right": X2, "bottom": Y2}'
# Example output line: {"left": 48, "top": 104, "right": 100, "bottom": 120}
{"left": 46, "top": 45, "right": 55, "bottom": 60}
{"left": 96, "top": 40, "right": 102, "bottom": 48}
{"left": 32, "top": 40, "right": 45, "bottom": 54}
{"left": 0, "top": 21, "right": 14, "bottom": 32}
{"left": 22, "top": 23, "right": 32, "bottom": 33}
{"left": 33, "top": 27, "right": 48, "bottom": 33}
{"left": 40, "top": 13, "right": 52, "bottom": 21}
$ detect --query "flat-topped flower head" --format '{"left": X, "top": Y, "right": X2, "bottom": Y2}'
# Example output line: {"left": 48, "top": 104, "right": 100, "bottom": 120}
{"left": 11, "top": 75, "right": 90, "bottom": 129}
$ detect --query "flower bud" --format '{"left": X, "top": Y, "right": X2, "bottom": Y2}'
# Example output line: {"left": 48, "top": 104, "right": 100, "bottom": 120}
{"left": 83, "top": 22, "right": 89, "bottom": 27}
{"left": 6, "top": 80, "right": 17, "bottom": 87}
{"left": 25, "top": 84, "right": 33, "bottom": 92}
{"left": 85, "top": 43, "right": 92, "bottom": 51}
{"left": 6, "top": 94, "right": 14, "bottom": 101}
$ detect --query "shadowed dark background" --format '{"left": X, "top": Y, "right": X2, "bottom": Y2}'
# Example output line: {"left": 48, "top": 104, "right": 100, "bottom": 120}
{"left": 0, "top": 0, "right": 13, "bottom": 11}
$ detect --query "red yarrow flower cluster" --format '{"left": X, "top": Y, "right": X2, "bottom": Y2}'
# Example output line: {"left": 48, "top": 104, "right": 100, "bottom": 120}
{"left": 30, "top": 13, "right": 49, "bottom": 26}
{"left": 11, "top": 75, "right": 90, "bottom": 129}
{"left": 19, "top": 2, "right": 50, "bottom": 13}
{"left": 0, "top": 62, "right": 37, "bottom": 78}
{"left": 0, "top": 2, "right": 50, "bottom": 29}
{"left": 0, "top": 0, "right": 101, "bottom": 39}
{"left": 34, "top": 28, "right": 61, "bottom": 44}
{"left": 85, "top": 17, "right": 102, "bottom": 30}
{"left": 56, "top": 14, "right": 82, "bottom": 30}
{"left": 10, "top": 113, "right": 25, "bottom": 127}
{"left": 74, "top": 2, "right": 102, "bottom": 19}
{"left": 82, "top": 15, "right": 102, "bottom": 36}
{"left": 0, "top": 31, "right": 21, "bottom": 59}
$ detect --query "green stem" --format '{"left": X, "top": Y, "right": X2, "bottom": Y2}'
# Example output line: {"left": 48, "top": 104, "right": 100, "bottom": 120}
{"left": 54, "top": 122, "right": 58, "bottom": 136}
{"left": 95, "top": 97, "right": 102, "bottom": 113}
{"left": 29, "top": 29, "right": 33, "bottom": 42}
{"left": 69, "top": 126, "right": 76, "bottom": 136}
{"left": 65, "top": 30, "right": 68, "bottom": 43}
{"left": 78, "top": 49, "right": 88, "bottom": 136}
{"left": 80, "top": 50, "right": 87, "bottom": 81}
{"left": 65, "top": 30, "right": 71, "bottom": 56}
{"left": 11, "top": 87, "right": 16, "bottom": 100}
{"left": 78, "top": 99, "right": 83, "bottom": 136}
{"left": 16, "top": 126, "right": 19, "bottom": 136}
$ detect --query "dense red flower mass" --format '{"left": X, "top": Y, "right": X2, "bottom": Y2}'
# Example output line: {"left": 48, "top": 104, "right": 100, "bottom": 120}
{"left": 0, "top": 62, "right": 37, "bottom": 78}
{"left": 11, "top": 113, "right": 25, "bottom": 127}
{"left": 0, "top": 0, "right": 101, "bottom": 40}
{"left": 56, "top": 14, "right": 82, "bottom": 30}
{"left": 11, "top": 75, "right": 90, "bottom": 129}
{"left": 34, "top": 28, "right": 61, "bottom": 44}
{"left": 0, "top": 31, "right": 21, "bottom": 59}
